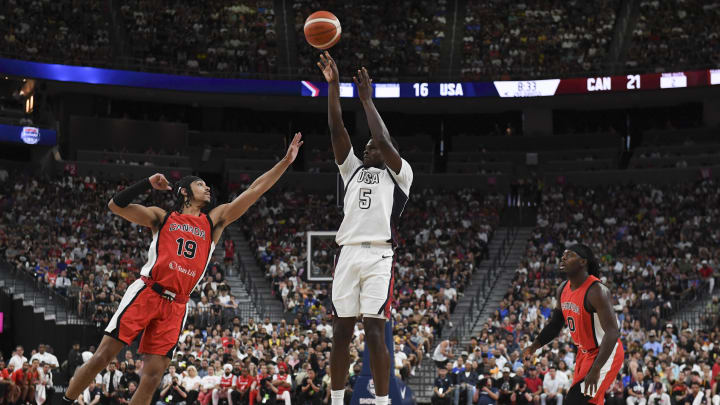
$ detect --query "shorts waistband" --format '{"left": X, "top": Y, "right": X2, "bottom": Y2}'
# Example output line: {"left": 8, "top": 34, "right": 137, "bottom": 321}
{"left": 141, "top": 276, "right": 189, "bottom": 304}
{"left": 343, "top": 242, "right": 393, "bottom": 249}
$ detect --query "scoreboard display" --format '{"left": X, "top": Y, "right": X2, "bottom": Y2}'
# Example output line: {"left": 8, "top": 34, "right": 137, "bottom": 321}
{"left": 1, "top": 57, "right": 718, "bottom": 98}
{"left": 302, "top": 69, "right": 720, "bottom": 98}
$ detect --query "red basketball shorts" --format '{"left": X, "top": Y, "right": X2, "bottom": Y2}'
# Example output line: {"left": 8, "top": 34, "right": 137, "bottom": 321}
{"left": 104, "top": 279, "right": 188, "bottom": 357}
{"left": 572, "top": 341, "right": 624, "bottom": 405}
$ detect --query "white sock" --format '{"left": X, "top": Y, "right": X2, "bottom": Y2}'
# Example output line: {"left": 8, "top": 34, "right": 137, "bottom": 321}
{"left": 375, "top": 395, "right": 389, "bottom": 405}
{"left": 331, "top": 389, "right": 345, "bottom": 405}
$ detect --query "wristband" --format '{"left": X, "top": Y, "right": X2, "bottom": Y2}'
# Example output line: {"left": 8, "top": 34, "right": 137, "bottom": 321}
{"left": 113, "top": 178, "right": 152, "bottom": 208}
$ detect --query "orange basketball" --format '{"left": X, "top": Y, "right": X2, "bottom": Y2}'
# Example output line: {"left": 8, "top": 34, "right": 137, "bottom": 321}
{"left": 304, "top": 11, "right": 341, "bottom": 50}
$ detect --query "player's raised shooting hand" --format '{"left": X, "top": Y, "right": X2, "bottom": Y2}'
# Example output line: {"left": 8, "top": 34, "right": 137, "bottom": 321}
{"left": 149, "top": 173, "right": 172, "bottom": 191}
{"left": 317, "top": 51, "right": 339, "bottom": 84}
{"left": 283, "top": 132, "right": 304, "bottom": 163}
{"left": 353, "top": 67, "right": 373, "bottom": 102}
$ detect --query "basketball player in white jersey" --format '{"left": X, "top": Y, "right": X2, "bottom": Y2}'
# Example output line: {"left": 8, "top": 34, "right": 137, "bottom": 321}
{"left": 317, "top": 52, "right": 413, "bottom": 405}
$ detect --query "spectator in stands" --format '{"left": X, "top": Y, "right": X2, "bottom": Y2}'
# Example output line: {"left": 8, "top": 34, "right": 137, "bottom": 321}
{"left": 79, "top": 380, "right": 103, "bottom": 405}
{"left": 30, "top": 345, "right": 59, "bottom": 370}
{"left": 68, "top": 343, "right": 84, "bottom": 378}
{"left": 432, "top": 338, "right": 457, "bottom": 368}
{"left": 162, "top": 365, "right": 183, "bottom": 389}
{"left": 0, "top": 360, "right": 9, "bottom": 405}
{"left": 55, "top": 270, "right": 72, "bottom": 295}
{"left": 700, "top": 260, "right": 715, "bottom": 294}
{"left": 8, "top": 347, "right": 27, "bottom": 372}
{"left": 211, "top": 365, "right": 234, "bottom": 405}
{"left": 626, "top": 371, "right": 648, "bottom": 405}
{"left": 120, "top": 364, "right": 139, "bottom": 392}
{"left": 35, "top": 362, "right": 53, "bottom": 405}
{"left": 299, "top": 368, "right": 321, "bottom": 405}
{"left": 540, "top": 364, "right": 565, "bottom": 405}
{"left": 642, "top": 331, "right": 663, "bottom": 356}
{"left": 117, "top": 381, "right": 136, "bottom": 405}
{"left": 157, "top": 376, "right": 187, "bottom": 405}
{"left": 524, "top": 366, "right": 543, "bottom": 404}
{"left": 432, "top": 366, "right": 453, "bottom": 405}
{"left": 223, "top": 238, "right": 235, "bottom": 268}
{"left": 1, "top": 361, "right": 19, "bottom": 405}
{"left": 102, "top": 361, "right": 123, "bottom": 405}
{"left": 474, "top": 377, "right": 499, "bottom": 405}
{"left": 604, "top": 376, "right": 625, "bottom": 405}
{"left": 228, "top": 367, "right": 250, "bottom": 405}
{"left": 646, "top": 382, "right": 671, "bottom": 405}
{"left": 454, "top": 358, "right": 476, "bottom": 405}
{"left": 197, "top": 366, "right": 219, "bottom": 405}
{"left": 181, "top": 366, "right": 201, "bottom": 405}
{"left": 22, "top": 359, "right": 40, "bottom": 405}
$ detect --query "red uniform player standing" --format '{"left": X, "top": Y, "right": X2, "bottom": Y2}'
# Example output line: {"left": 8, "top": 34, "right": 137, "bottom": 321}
{"left": 524, "top": 244, "right": 625, "bottom": 405}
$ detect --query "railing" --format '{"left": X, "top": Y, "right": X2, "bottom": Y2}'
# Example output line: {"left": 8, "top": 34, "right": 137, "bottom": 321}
{"left": 411, "top": 226, "right": 518, "bottom": 400}
{"left": 0, "top": 262, "right": 89, "bottom": 325}
{"left": 1, "top": 256, "right": 266, "bottom": 326}
{"left": 450, "top": 225, "right": 517, "bottom": 342}
{"left": 186, "top": 305, "right": 256, "bottom": 328}
{"left": 236, "top": 257, "right": 267, "bottom": 321}
{"left": 671, "top": 302, "right": 719, "bottom": 330}
{"left": 609, "top": 0, "right": 636, "bottom": 65}
{"left": 629, "top": 284, "right": 718, "bottom": 331}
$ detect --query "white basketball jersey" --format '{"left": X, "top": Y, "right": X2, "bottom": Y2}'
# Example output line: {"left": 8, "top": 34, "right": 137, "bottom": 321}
{"left": 335, "top": 148, "right": 413, "bottom": 246}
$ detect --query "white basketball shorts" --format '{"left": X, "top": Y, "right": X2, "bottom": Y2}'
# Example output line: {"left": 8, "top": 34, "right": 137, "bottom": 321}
{"left": 331, "top": 242, "right": 395, "bottom": 319}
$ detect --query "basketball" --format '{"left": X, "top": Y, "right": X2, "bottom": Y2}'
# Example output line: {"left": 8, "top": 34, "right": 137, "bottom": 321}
{"left": 304, "top": 11, "right": 341, "bottom": 50}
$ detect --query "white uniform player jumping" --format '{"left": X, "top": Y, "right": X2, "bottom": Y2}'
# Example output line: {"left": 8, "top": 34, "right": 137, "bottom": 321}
{"left": 318, "top": 52, "right": 413, "bottom": 405}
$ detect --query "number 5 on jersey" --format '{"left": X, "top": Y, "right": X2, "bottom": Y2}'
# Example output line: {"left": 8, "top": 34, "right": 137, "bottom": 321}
{"left": 359, "top": 188, "right": 372, "bottom": 209}
{"left": 176, "top": 237, "right": 197, "bottom": 259}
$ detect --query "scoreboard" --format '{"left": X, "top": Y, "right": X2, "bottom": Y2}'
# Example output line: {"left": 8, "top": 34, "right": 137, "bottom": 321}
{"left": 1, "top": 57, "right": 718, "bottom": 98}
{"left": 302, "top": 69, "right": 720, "bottom": 98}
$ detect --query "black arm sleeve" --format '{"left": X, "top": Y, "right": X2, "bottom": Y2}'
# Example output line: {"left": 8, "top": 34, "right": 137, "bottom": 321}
{"left": 535, "top": 308, "right": 565, "bottom": 348}
{"left": 112, "top": 178, "right": 152, "bottom": 208}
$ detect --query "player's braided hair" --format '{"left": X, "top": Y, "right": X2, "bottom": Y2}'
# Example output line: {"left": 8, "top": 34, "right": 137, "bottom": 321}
{"left": 173, "top": 175, "right": 215, "bottom": 214}
{"left": 567, "top": 244, "right": 600, "bottom": 277}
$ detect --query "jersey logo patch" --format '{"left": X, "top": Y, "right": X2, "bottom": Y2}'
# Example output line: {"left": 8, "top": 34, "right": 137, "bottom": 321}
{"left": 561, "top": 301, "right": 580, "bottom": 314}
{"left": 356, "top": 170, "right": 380, "bottom": 185}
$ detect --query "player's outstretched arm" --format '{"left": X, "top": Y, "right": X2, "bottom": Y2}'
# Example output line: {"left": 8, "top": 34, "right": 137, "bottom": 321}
{"left": 108, "top": 173, "right": 169, "bottom": 231}
{"left": 317, "top": 51, "right": 351, "bottom": 164}
{"left": 354, "top": 67, "right": 402, "bottom": 174}
{"left": 210, "top": 133, "right": 303, "bottom": 230}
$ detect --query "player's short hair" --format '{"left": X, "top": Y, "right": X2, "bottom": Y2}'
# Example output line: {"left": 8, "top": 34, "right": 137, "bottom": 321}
{"left": 567, "top": 244, "right": 599, "bottom": 277}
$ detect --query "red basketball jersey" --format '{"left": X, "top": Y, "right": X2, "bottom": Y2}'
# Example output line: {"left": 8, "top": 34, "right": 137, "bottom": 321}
{"left": 220, "top": 374, "right": 234, "bottom": 389}
{"left": 140, "top": 212, "right": 215, "bottom": 296}
{"left": 560, "top": 275, "right": 616, "bottom": 353}
{"left": 236, "top": 375, "right": 253, "bottom": 390}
